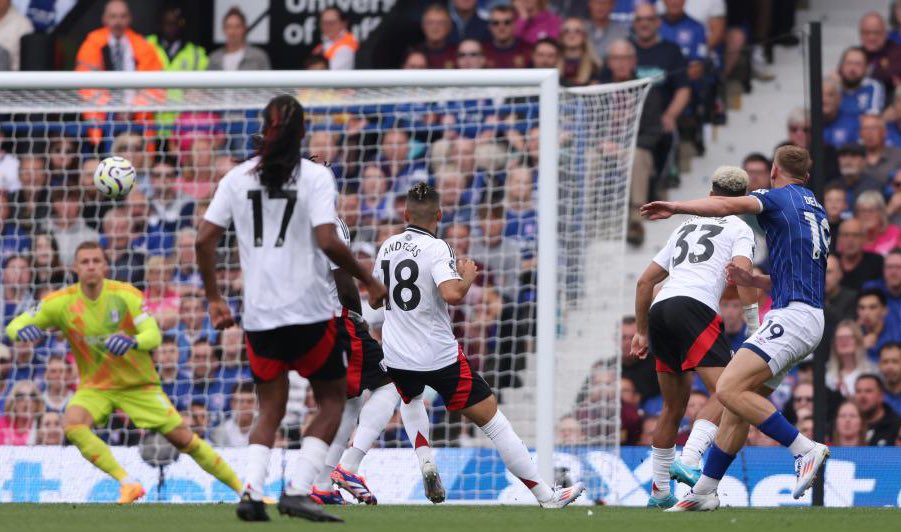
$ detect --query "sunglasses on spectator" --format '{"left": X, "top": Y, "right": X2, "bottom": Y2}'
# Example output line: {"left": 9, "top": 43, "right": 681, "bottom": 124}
{"left": 457, "top": 51, "right": 482, "bottom": 58}
{"left": 490, "top": 18, "right": 514, "bottom": 26}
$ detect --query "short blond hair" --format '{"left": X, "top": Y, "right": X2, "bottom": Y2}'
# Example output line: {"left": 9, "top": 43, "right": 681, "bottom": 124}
{"left": 711, "top": 166, "right": 749, "bottom": 196}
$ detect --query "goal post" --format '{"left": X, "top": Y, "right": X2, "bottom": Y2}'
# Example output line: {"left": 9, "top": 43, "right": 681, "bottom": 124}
{"left": 0, "top": 70, "right": 650, "bottom": 504}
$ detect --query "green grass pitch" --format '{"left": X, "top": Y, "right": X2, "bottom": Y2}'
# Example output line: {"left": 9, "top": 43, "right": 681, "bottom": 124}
{"left": 1, "top": 504, "right": 898, "bottom": 532}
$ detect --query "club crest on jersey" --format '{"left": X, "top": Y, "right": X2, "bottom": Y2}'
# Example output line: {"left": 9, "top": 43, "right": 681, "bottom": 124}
{"left": 405, "top": 234, "right": 412, "bottom": 241}
{"left": 109, "top": 308, "right": 121, "bottom": 324}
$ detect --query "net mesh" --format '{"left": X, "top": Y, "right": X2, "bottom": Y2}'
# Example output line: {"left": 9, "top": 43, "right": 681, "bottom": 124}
{"left": 0, "top": 78, "right": 649, "bottom": 503}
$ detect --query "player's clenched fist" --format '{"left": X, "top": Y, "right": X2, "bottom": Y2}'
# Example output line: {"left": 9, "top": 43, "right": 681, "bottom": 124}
{"left": 367, "top": 279, "right": 388, "bottom": 309}
{"left": 208, "top": 298, "right": 236, "bottom": 330}
{"left": 458, "top": 259, "right": 478, "bottom": 281}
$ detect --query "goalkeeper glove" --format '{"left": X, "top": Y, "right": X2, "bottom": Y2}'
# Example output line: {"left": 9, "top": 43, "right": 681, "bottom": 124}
{"left": 743, "top": 304, "right": 760, "bottom": 336}
{"left": 17, "top": 325, "right": 45, "bottom": 342}
{"left": 106, "top": 334, "right": 137, "bottom": 356}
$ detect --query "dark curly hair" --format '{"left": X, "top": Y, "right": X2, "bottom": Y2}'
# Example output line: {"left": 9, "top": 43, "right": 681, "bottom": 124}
{"left": 254, "top": 94, "right": 306, "bottom": 193}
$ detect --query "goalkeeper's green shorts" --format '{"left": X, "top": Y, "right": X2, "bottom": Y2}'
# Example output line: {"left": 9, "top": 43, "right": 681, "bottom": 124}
{"left": 68, "top": 386, "right": 183, "bottom": 434}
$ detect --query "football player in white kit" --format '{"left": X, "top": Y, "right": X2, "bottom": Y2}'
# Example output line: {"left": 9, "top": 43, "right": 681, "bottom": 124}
{"left": 631, "top": 167, "right": 760, "bottom": 509}
{"left": 196, "top": 95, "right": 386, "bottom": 522}
{"left": 376, "top": 182, "right": 584, "bottom": 509}
{"left": 311, "top": 218, "right": 445, "bottom": 506}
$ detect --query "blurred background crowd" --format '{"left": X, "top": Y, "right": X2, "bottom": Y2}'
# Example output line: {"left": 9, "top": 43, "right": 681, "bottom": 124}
{"left": 3, "top": 0, "right": 900, "bottom": 452}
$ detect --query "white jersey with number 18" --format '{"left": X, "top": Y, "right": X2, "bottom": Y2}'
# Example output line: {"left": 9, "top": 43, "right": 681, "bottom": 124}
{"left": 204, "top": 157, "right": 338, "bottom": 331}
{"left": 375, "top": 226, "right": 462, "bottom": 372}
{"left": 651, "top": 214, "right": 755, "bottom": 313}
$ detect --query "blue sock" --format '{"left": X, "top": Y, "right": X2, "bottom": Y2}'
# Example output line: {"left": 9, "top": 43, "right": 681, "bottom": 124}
{"left": 701, "top": 444, "right": 736, "bottom": 481}
{"left": 757, "top": 411, "right": 800, "bottom": 448}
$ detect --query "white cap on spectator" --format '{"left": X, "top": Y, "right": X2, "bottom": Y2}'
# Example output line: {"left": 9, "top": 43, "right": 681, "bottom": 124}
{"left": 711, "top": 166, "right": 750, "bottom": 195}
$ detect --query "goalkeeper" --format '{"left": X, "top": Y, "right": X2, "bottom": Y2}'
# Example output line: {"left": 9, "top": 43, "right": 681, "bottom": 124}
{"left": 5, "top": 241, "right": 242, "bottom": 503}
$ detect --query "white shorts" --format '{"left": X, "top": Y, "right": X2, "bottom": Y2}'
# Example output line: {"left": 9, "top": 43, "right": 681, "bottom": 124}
{"left": 741, "top": 302, "right": 825, "bottom": 389}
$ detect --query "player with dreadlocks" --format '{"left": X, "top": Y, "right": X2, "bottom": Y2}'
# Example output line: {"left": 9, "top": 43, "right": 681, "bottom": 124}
{"left": 196, "top": 94, "right": 386, "bottom": 522}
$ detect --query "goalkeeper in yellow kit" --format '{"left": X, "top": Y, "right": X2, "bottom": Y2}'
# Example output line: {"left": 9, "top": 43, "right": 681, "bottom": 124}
{"left": 5, "top": 241, "right": 243, "bottom": 503}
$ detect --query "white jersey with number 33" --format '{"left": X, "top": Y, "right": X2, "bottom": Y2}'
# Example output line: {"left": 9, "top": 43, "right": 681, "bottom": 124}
{"left": 204, "top": 157, "right": 338, "bottom": 331}
{"left": 376, "top": 226, "right": 462, "bottom": 372}
{"left": 652, "top": 214, "right": 755, "bottom": 313}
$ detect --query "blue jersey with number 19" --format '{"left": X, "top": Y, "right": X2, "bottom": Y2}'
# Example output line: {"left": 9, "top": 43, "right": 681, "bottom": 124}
{"left": 750, "top": 185, "right": 829, "bottom": 310}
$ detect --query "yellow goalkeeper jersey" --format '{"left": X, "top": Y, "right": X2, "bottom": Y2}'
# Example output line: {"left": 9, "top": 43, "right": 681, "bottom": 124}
{"left": 6, "top": 279, "right": 162, "bottom": 390}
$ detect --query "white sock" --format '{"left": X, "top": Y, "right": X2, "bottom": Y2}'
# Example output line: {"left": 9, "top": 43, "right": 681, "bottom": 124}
{"left": 314, "top": 397, "right": 363, "bottom": 491}
{"left": 693, "top": 474, "right": 720, "bottom": 495}
{"left": 400, "top": 394, "right": 435, "bottom": 468}
{"left": 244, "top": 443, "right": 271, "bottom": 500}
{"left": 479, "top": 409, "right": 553, "bottom": 503}
{"left": 285, "top": 436, "right": 329, "bottom": 496}
{"left": 339, "top": 384, "right": 398, "bottom": 473}
{"left": 788, "top": 433, "right": 816, "bottom": 456}
{"left": 651, "top": 446, "right": 675, "bottom": 496}
{"left": 681, "top": 419, "right": 718, "bottom": 468}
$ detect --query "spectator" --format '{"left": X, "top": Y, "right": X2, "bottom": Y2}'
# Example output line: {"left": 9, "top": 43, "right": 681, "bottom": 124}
{"left": 143, "top": 255, "right": 180, "bottom": 331}
{"left": 419, "top": 4, "right": 457, "bottom": 69}
{"left": 854, "top": 373, "right": 901, "bottom": 445}
{"left": 186, "top": 338, "right": 235, "bottom": 416}
{"left": 313, "top": 7, "right": 357, "bottom": 70}
{"left": 208, "top": 7, "right": 271, "bottom": 70}
{"left": 860, "top": 114, "right": 901, "bottom": 184}
{"left": 573, "top": 365, "right": 642, "bottom": 444}
{"left": 796, "top": 411, "right": 814, "bottom": 441}
{"left": 0, "top": 132, "right": 19, "bottom": 191}
{"left": 1, "top": 191, "right": 30, "bottom": 264}
{"left": 659, "top": 0, "right": 707, "bottom": 83}
{"left": 434, "top": 165, "right": 475, "bottom": 226}
{"left": 824, "top": 184, "right": 849, "bottom": 252}
{"left": 863, "top": 248, "right": 901, "bottom": 316}
{"left": 720, "top": 295, "right": 747, "bottom": 352}
{"left": 75, "top": 0, "right": 160, "bottom": 73}
{"left": 154, "top": 334, "right": 188, "bottom": 410}
{"left": 878, "top": 342, "right": 901, "bottom": 414}
{"left": 504, "top": 166, "right": 538, "bottom": 265}
{"left": 210, "top": 382, "right": 256, "bottom": 447}
{"left": 147, "top": 5, "right": 208, "bottom": 72}
{"left": 831, "top": 143, "right": 882, "bottom": 210}
{"left": 449, "top": 0, "right": 490, "bottom": 43}
{"left": 891, "top": 0, "right": 901, "bottom": 45}
{"left": 101, "top": 207, "right": 146, "bottom": 288}
{"left": 0, "top": 380, "right": 43, "bottom": 445}
{"left": 110, "top": 132, "right": 149, "bottom": 190}
{"left": 471, "top": 205, "right": 522, "bottom": 302}
{"left": 631, "top": 3, "right": 690, "bottom": 138}
{"left": 586, "top": 0, "right": 629, "bottom": 61}
{"left": 2, "top": 255, "right": 34, "bottom": 327}
{"left": 218, "top": 325, "right": 251, "bottom": 382}
{"left": 12, "top": 155, "right": 50, "bottom": 223}
{"left": 47, "top": 136, "right": 79, "bottom": 187}
{"left": 782, "top": 109, "right": 841, "bottom": 183}
{"left": 832, "top": 400, "right": 867, "bottom": 446}
{"left": 401, "top": 49, "right": 428, "bottom": 69}
{"left": 557, "top": 415, "right": 586, "bottom": 445}
{"left": 170, "top": 295, "right": 217, "bottom": 364}
{"left": 857, "top": 288, "right": 901, "bottom": 361}
{"left": 303, "top": 54, "right": 328, "bottom": 70}
{"left": 638, "top": 415, "right": 658, "bottom": 446}
{"left": 456, "top": 38, "right": 487, "bottom": 69}
{"left": 859, "top": 11, "right": 901, "bottom": 96}
{"left": 513, "top": 0, "right": 561, "bottom": 45}
{"left": 531, "top": 36, "right": 561, "bottom": 71}
{"left": 838, "top": 47, "right": 884, "bottom": 119}
{"left": 307, "top": 131, "right": 344, "bottom": 182}
{"left": 178, "top": 137, "right": 216, "bottom": 200}
{"left": 837, "top": 218, "right": 883, "bottom": 291}
{"left": 785, "top": 381, "right": 814, "bottom": 424}
{"left": 619, "top": 316, "right": 659, "bottom": 401}
{"left": 827, "top": 320, "right": 876, "bottom": 397}
{"left": 148, "top": 157, "right": 194, "bottom": 252}
{"left": 41, "top": 356, "right": 72, "bottom": 413}
{"left": 856, "top": 191, "right": 901, "bottom": 255}
{"left": 483, "top": 5, "right": 532, "bottom": 68}
{"left": 558, "top": 17, "right": 601, "bottom": 86}
{"left": 0, "top": 0, "right": 34, "bottom": 70}
{"left": 35, "top": 410, "right": 63, "bottom": 445}
{"left": 376, "top": 129, "right": 428, "bottom": 194}
{"left": 358, "top": 164, "right": 393, "bottom": 222}
{"left": 188, "top": 400, "right": 210, "bottom": 439}
{"left": 824, "top": 78, "right": 860, "bottom": 147}
{"left": 742, "top": 152, "right": 771, "bottom": 191}
{"left": 825, "top": 255, "right": 858, "bottom": 322}
{"left": 171, "top": 228, "right": 202, "bottom": 293}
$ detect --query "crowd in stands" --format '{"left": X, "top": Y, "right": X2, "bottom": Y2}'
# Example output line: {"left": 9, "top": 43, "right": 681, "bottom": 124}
{"left": 22, "top": 0, "right": 901, "bottom": 452}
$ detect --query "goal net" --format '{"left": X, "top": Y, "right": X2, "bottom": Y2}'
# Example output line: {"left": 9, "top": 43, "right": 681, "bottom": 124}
{"left": 0, "top": 71, "right": 650, "bottom": 504}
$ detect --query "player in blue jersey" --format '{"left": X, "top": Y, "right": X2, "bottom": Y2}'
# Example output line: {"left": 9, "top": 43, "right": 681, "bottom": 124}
{"left": 641, "top": 145, "right": 831, "bottom": 511}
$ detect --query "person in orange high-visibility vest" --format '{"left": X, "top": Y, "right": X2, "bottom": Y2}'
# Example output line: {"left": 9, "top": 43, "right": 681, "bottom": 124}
{"left": 313, "top": 7, "right": 358, "bottom": 70}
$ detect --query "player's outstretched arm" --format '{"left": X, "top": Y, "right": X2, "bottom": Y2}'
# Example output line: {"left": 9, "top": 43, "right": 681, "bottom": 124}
{"left": 632, "top": 262, "right": 668, "bottom": 359}
{"left": 195, "top": 220, "right": 235, "bottom": 330}
{"left": 641, "top": 196, "right": 762, "bottom": 220}
{"left": 5, "top": 298, "right": 56, "bottom": 343}
{"left": 315, "top": 223, "right": 387, "bottom": 308}
{"left": 439, "top": 259, "right": 478, "bottom": 306}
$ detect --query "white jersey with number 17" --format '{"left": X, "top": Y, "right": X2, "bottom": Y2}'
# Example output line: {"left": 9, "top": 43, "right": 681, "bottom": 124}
{"left": 376, "top": 226, "right": 462, "bottom": 372}
{"left": 204, "top": 157, "right": 338, "bottom": 331}
{"left": 651, "top": 214, "right": 755, "bottom": 313}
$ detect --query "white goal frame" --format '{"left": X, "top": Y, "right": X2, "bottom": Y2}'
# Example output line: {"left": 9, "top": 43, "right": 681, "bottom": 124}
{"left": 0, "top": 69, "right": 562, "bottom": 483}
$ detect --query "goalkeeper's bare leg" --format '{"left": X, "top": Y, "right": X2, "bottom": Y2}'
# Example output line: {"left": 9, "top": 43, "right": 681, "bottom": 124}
{"left": 461, "top": 395, "right": 584, "bottom": 508}
{"left": 63, "top": 406, "right": 146, "bottom": 504}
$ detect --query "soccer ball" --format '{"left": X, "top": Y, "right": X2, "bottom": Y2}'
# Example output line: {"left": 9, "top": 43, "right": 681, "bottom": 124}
{"left": 93, "top": 156, "right": 136, "bottom": 200}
